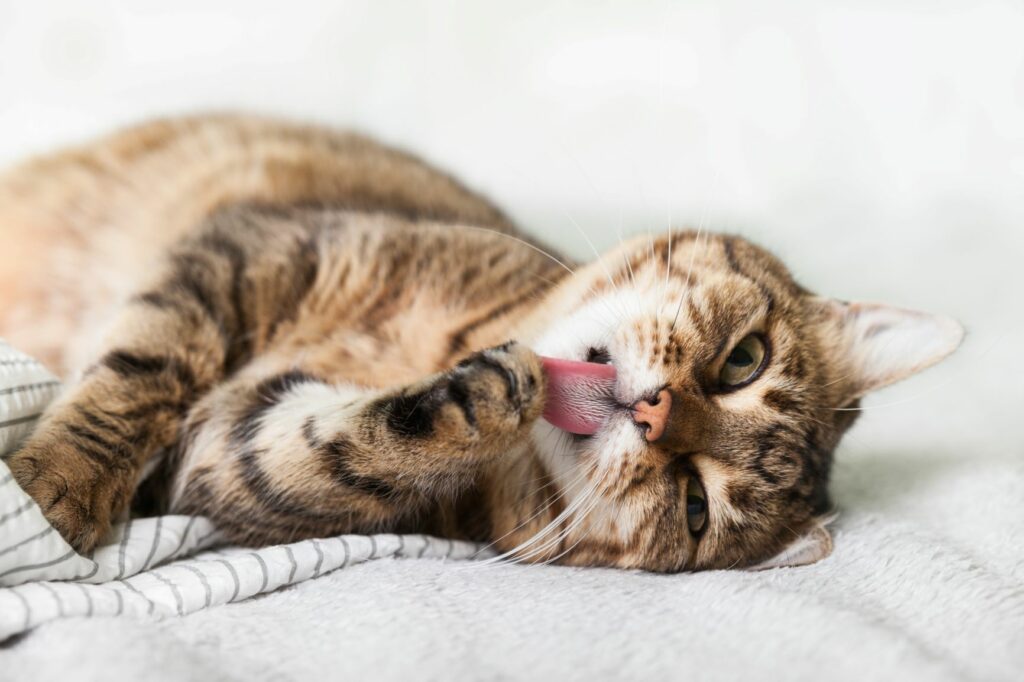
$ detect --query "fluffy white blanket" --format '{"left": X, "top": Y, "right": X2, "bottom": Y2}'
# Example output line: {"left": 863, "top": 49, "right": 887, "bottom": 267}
{"left": 0, "top": 341, "right": 1021, "bottom": 681}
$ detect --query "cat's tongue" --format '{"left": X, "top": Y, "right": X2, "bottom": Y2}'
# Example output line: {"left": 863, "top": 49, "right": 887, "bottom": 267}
{"left": 540, "top": 356, "right": 618, "bottom": 435}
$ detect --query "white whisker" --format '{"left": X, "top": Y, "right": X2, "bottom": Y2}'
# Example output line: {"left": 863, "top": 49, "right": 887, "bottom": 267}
{"left": 460, "top": 224, "right": 575, "bottom": 276}
{"left": 671, "top": 169, "right": 719, "bottom": 331}
{"left": 474, "top": 469, "right": 601, "bottom": 566}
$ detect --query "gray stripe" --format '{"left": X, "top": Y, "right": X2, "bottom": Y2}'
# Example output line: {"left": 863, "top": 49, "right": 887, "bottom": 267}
{"left": 0, "top": 497, "right": 34, "bottom": 524}
{"left": 69, "top": 559, "right": 100, "bottom": 581}
{"left": 311, "top": 539, "right": 324, "bottom": 578}
{"left": 194, "top": 528, "right": 223, "bottom": 548}
{"left": 0, "top": 548, "right": 75, "bottom": 579}
{"left": 417, "top": 536, "right": 429, "bottom": 558}
{"left": 142, "top": 517, "right": 164, "bottom": 570}
{"left": 8, "top": 586, "right": 32, "bottom": 631}
{"left": 38, "top": 582, "right": 64, "bottom": 617}
{"left": 368, "top": 535, "right": 378, "bottom": 558}
{"left": 169, "top": 516, "right": 198, "bottom": 558}
{"left": 117, "top": 520, "right": 134, "bottom": 578}
{"left": 0, "top": 358, "right": 37, "bottom": 367}
{"left": 179, "top": 564, "right": 213, "bottom": 608}
{"left": 284, "top": 545, "right": 298, "bottom": 584}
{"left": 114, "top": 586, "right": 124, "bottom": 615}
{"left": 150, "top": 571, "right": 185, "bottom": 616}
{"left": 216, "top": 559, "right": 241, "bottom": 602}
{"left": 444, "top": 538, "right": 454, "bottom": 559}
{"left": 251, "top": 553, "right": 269, "bottom": 592}
{"left": 76, "top": 583, "right": 94, "bottom": 617}
{"left": 0, "top": 472, "right": 11, "bottom": 486}
{"left": 0, "top": 525, "right": 56, "bottom": 559}
{"left": 0, "top": 413, "right": 42, "bottom": 429}
{"left": 118, "top": 579, "right": 154, "bottom": 616}
{"left": 0, "top": 380, "right": 60, "bottom": 396}
{"left": 340, "top": 537, "right": 350, "bottom": 568}
{"left": 395, "top": 534, "right": 405, "bottom": 557}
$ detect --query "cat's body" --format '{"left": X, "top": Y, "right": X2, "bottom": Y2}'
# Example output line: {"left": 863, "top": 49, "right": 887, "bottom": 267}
{"left": 1, "top": 115, "right": 963, "bottom": 571}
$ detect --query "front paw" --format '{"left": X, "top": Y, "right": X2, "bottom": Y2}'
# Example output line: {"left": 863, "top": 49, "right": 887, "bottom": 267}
{"left": 447, "top": 342, "right": 546, "bottom": 437}
{"left": 382, "top": 342, "right": 546, "bottom": 451}
{"left": 7, "top": 437, "right": 130, "bottom": 553}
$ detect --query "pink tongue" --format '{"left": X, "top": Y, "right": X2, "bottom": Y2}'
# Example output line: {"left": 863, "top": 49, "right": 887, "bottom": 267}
{"left": 540, "top": 356, "right": 618, "bottom": 435}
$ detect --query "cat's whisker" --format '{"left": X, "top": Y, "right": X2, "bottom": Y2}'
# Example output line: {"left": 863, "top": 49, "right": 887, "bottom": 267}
{"left": 509, "top": 477, "right": 601, "bottom": 560}
{"left": 475, "top": 468, "right": 601, "bottom": 566}
{"left": 663, "top": 214, "right": 674, "bottom": 318}
{"left": 467, "top": 452, "right": 593, "bottom": 561}
{"left": 562, "top": 209, "right": 618, "bottom": 290}
{"left": 500, "top": 480, "right": 604, "bottom": 566}
{"left": 577, "top": 278, "right": 632, "bottom": 332}
{"left": 820, "top": 371, "right": 857, "bottom": 389}
{"left": 670, "top": 228, "right": 704, "bottom": 332}
{"left": 530, "top": 489, "right": 606, "bottom": 566}
{"left": 671, "top": 169, "right": 719, "bottom": 332}
{"left": 828, "top": 394, "right": 938, "bottom": 412}
{"left": 614, "top": 211, "right": 637, "bottom": 289}
{"left": 459, "top": 225, "right": 576, "bottom": 276}
{"left": 553, "top": 141, "right": 640, "bottom": 323}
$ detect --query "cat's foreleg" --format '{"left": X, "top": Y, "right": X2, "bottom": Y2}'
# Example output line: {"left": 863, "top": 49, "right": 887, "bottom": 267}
{"left": 172, "top": 342, "right": 545, "bottom": 545}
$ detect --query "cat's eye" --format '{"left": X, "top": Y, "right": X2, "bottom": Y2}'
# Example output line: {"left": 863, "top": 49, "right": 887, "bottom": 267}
{"left": 686, "top": 476, "right": 708, "bottom": 535}
{"left": 718, "top": 334, "right": 767, "bottom": 388}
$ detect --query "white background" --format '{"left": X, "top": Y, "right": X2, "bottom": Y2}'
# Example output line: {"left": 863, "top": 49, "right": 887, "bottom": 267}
{"left": 0, "top": 0, "right": 1021, "bottom": 458}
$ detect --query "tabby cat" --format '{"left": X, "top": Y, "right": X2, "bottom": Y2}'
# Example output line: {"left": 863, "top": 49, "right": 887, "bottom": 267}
{"left": 0, "top": 115, "right": 963, "bottom": 571}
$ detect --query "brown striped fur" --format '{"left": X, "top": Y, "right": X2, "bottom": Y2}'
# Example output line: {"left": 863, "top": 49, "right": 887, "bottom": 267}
{"left": 0, "top": 115, "right": 963, "bottom": 571}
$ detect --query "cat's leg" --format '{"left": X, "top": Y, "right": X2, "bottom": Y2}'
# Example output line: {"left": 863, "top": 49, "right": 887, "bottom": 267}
{"left": 172, "top": 342, "right": 545, "bottom": 545}
{"left": 7, "top": 211, "right": 319, "bottom": 551}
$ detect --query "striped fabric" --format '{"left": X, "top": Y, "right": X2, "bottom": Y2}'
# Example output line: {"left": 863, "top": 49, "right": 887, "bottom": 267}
{"left": 0, "top": 339, "right": 62, "bottom": 456}
{"left": 0, "top": 340, "right": 488, "bottom": 642}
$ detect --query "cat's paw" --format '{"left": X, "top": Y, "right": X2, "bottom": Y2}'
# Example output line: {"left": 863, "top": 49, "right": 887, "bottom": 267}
{"left": 382, "top": 341, "right": 546, "bottom": 453}
{"left": 7, "top": 436, "right": 130, "bottom": 554}
{"left": 446, "top": 341, "right": 546, "bottom": 436}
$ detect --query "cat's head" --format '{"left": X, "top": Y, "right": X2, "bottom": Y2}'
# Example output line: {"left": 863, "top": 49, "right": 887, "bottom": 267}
{"left": 527, "top": 231, "right": 963, "bottom": 571}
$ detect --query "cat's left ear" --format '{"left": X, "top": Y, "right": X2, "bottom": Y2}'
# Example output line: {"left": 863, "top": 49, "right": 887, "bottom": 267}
{"left": 820, "top": 299, "right": 965, "bottom": 399}
{"left": 749, "top": 521, "right": 833, "bottom": 570}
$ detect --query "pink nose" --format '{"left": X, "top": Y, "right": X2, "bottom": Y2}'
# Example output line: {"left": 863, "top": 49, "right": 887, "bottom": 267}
{"left": 632, "top": 389, "right": 672, "bottom": 442}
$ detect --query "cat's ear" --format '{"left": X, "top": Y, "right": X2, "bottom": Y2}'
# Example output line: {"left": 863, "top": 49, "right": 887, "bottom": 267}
{"left": 749, "top": 522, "right": 833, "bottom": 570}
{"left": 820, "top": 299, "right": 964, "bottom": 399}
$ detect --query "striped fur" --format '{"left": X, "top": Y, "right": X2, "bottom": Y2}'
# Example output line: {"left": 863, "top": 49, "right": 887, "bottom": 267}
{"left": 0, "top": 115, "right": 961, "bottom": 571}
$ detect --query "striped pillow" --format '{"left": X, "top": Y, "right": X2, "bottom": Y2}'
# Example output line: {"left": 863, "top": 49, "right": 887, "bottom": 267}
{"left": 0, "top": 340, "right": 61, "bottom": 457}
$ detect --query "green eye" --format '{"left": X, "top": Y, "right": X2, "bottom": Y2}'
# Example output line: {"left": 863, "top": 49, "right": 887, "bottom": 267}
{"left": 686, "top": 476, "right": 708, "bottom": 534}
{"left": 719, "top": 334, "right": 767, "bottom": 387}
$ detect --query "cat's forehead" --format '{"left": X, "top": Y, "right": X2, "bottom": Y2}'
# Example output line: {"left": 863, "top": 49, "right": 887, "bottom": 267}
{"left": 598, "top": 232, "right": 807, "bottom": 308}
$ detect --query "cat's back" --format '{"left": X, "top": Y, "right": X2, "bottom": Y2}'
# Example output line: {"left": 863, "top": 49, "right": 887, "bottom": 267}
{"left": 0, "top": 114, "right": 517, "bottom": 374}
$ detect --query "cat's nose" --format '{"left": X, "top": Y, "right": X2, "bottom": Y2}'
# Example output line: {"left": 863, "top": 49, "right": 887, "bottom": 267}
{"left": 632, "top": 389, "right": 672, "bottom": 442}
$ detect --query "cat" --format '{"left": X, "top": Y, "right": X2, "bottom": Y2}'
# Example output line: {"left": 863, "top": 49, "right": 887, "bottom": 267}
{"left": 0, "top": 114, "right": 963, "bottom": 571}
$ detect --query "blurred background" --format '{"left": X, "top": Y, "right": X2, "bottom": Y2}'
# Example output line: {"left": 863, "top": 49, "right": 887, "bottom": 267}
{"left": 0, "top": 1, "right": 1021, "bottom": 479}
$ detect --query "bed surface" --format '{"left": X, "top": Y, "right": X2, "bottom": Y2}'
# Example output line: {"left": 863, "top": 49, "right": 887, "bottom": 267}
{"left": 3, "top": 443, "right": 1021, "bottom": 682}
